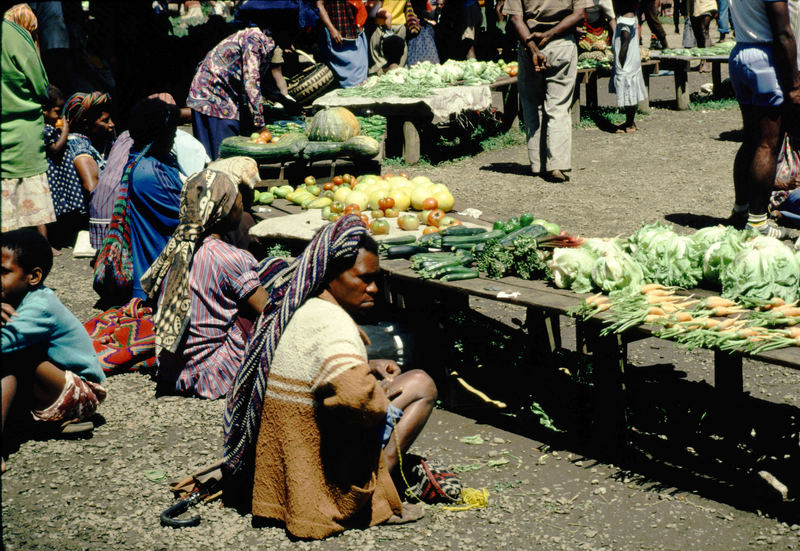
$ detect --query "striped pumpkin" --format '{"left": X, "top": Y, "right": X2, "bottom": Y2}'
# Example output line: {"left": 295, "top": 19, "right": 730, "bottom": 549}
{"left": 306, "top": 107, "right": 361, "bottom": 142}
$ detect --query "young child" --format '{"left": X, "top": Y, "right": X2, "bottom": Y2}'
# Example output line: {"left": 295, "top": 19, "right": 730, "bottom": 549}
{"left": 1, "top": 229, "right": 107, "bottom": 471}
{"left": 43, "top": 85, "right": 69, "bottom": 160}
{"left": 609, "top": 0, "right": 648, "bottom": 133}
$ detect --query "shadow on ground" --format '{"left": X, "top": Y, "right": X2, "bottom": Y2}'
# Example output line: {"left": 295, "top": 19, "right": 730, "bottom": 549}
{"left": 395, "top": 302, "right": 800, "bottom": 524}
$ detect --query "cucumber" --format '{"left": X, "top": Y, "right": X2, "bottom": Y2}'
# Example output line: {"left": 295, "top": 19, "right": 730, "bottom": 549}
{"left": 385, "top": 245, "right": 431, "bottom": 259}
{"left": 498, "top": 224, "right": 548, "bottom": 246}
{"left": 442, "top": 229, "right": 505, "bottom": 247}
{"left": 441, "top": 269, "right": 479, "bottom": 281}
{"left": 302, "top": 141, "right": 343, "bottom": 161}
{"left": 438, "top": 226, "right": 487, "bottom": 237}
{"left": 343, "top": 135, "right": 380, "bottom": 159}
{"left": 379, "top": 235, "right": 416, "bottom": 247}
{"left": 219, "top": 131, "right": 308, "bottom": 162}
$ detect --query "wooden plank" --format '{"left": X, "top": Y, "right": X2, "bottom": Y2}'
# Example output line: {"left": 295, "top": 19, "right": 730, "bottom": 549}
{"left": 673, "top": 61, "right": 690, "bottom": 110}
{"left": 712, "top": 61, "right": 722, "bottom": 95}
{"left": 586, "top": 71, "right": 599, "bottom": 108}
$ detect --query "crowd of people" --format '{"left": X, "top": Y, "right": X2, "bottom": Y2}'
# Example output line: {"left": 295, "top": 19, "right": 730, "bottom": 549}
{"left": 1, "top": 0, "right": 799, "bottom": 540}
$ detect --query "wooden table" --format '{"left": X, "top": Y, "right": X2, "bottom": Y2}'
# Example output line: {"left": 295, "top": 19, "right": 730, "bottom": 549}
{"left": 649, "top": 53, "right": 729, "bottom": 110}
{"left": 313, "top": 78, "right": 517, "bottom": 165}
{"left": 377, "top": 257, "right": 800, "bottom": 456}
{"left": 571, "top": 60, "right": 661, "bottom": 125}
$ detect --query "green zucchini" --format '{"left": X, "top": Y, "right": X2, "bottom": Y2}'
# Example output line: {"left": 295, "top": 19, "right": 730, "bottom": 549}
{"left": 498, "top": 224, "right": 548, "bottom": 246}
{"left": 219, "top": 131, "right": 308, "bottom": 162}
{"left": 379, "top": 235, "right": 417, "bottom": 247}
{"left": 441, "top": 269, "right": 479, "bottom": 281}
{"left": 438, "top": 226, "right": 487, "bottom": 237}
{"left": 442, "top": 229, "right": 505, "bottom": 247}
{"left": 385, "top": 245, "right": 431, "bottom": 258}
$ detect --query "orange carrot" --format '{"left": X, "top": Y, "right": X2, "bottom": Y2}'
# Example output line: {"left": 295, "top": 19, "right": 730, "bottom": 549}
{"left": 641, "top": 283, "right": 667, "bottom": 294}
{"left": 596, "top": 303, "right": 611, "bottom": 312}
{"left": 675, "top": 312, "right": 693, "bottom": 322}
{"left": 772, "top": 306, "right": 800, "bottom": 317}
{"left": 705, "top": 296, "right": 737, "bottom": 309}
{"left": 648, "top": 306, "right": 666, "bottom": 316}
{"left": 712, "top": 306, "right": 744, "bottom": 317}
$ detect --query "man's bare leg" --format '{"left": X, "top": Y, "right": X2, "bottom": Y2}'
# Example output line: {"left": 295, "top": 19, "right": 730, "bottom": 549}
{"left": 734, "top": 105, "right": 783, "bottom": 215}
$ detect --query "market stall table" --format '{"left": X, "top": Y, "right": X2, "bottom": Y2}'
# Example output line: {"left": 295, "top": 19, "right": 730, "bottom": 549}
{"left": 312, "top": 78, "right": 518, "bottom": 165}
{"left": 649, "top": 53, "right": 729, "bottom": 110}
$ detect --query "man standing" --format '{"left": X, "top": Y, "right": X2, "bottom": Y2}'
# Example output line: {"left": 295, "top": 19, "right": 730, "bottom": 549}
{"left": 729, "top": 0, "right": 800, "bottom": 237}
{"left": 1, "top": 18, "right": 56, "bottom": 236}
{"left": 504, "top": 0, "right": 586, "bottom": 182}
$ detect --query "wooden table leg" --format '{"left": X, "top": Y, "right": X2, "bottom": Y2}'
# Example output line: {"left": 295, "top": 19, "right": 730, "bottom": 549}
{"left": 580, "top": 321, "right": 628, "bottom": 459}
{"left": 384, "top": 116, "right": 403, "bottom": 159}
{"left": 586, "top": 71, "right": 599, "bottom": 109}
{"left": 711, "top": 61, "right": 722, "bottom": 95}
{"left": 714, "top": 349, "right": 743, "bottom": 395}
{"left": 571, "top": 80, "right": 581, "bottom": 126}
{"left": 674, "top": 61, "right": 690, "bottom": 110}
{"left": 526, "top": 308, "right": 562, "bottom": 370}
{"left": 402, "top": 120, "right": 421, "bottom": 165}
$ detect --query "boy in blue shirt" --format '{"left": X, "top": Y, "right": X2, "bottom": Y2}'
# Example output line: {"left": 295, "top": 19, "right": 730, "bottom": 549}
{"left": 2, "top": 229, "right": 107, "bottom": 472}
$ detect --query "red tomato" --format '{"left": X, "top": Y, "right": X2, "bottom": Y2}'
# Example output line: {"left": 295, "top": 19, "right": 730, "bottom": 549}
{"left": 304, "top": 175, "right": 316, "bottom": 185}
{"left": 323, "top": 182, "right": 335, "bottom": 191}
{"left": 383, "top": 173, "right": 394, "bottom": 179}
{"left": 260, "top": 130, "right": 272, "bottom": 142}
{"left": 342, "top": 173, "right": 353, "bottom": 183}
{"left": 422, "top": 226, "right": 440, "bottom": 234}
{"left": 421, "top": 197, "right": 438, "bottom": 210}
{"left": 360, "top": 214, "right": 371, "bottom": 226}
{"left": 254, "top": 137, "right": 268, "bottom": 144}
{"left": 399, "top": 171, "right": 410, "bottom": 179}
{"left": 378, "top": 196, "right": 395, "bottom": 211}
{"left": 509, "top": 67, "right": 518, "bottom": 77}
{"left": 332, "top": 175, "right": 343, "bottom": 185}
{"left": 331, "top": 200, "right": 344, "bottom": 213}
{"left": 344, "top": 204, "right": 361, "bottom": 215}
{"left": 427, "top": 209, "right": 446, "bottom": 227}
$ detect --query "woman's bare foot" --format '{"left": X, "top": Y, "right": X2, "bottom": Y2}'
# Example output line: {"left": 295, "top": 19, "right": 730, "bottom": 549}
{"left": 385, "top": 502, "right": 425, "bottom": 525}
{"left": 615, "top": 124, "right": 637, "bottom": 133}
{"left": 51, "top": 247, "right": 62, "bottom": 257}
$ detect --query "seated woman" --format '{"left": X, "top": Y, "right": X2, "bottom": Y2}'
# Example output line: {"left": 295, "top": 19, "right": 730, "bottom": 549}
{"left": 140, "top": 169, "right": 269, "bottom": 399}
{"left": 93, "top": 98, "right": 182, "bottom": 304}
{"left": 223, "top": 215, "right": 436, "bottom": 539}
{"left": 89, "top": 93, "right": 209, "bottom": 250}
{"left": 45, "top": 91, "right": 114, "bottom": 247}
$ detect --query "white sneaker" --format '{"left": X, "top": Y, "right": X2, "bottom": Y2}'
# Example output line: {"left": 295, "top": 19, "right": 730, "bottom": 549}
{"left": 745, "top": 221, "right": 787, "bottom": 240}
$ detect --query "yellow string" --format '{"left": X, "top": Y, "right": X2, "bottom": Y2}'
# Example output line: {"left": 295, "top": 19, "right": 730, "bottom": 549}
{"left": 391, "top": 413, "right": 489, "bottom": 511}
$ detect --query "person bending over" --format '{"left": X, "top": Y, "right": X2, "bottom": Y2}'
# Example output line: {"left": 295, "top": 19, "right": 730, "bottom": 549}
{"left": 729, "top": 0, "right": 800, "bottom": 238}
{"left": 223, "top": 215, "right": 436, "bottom": 539}
{"left": 1, "top": 229, "right": 107, "bottom": 472}
{"left": 140, "top": 169, "right": 268, "bottom": 399}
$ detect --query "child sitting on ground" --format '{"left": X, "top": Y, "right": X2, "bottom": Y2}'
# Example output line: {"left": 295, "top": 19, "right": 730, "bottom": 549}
{"left": 43, "top": 85, "right": 69, "bottom": 160}
{"left": 1, "top": 229, "right": 107, "bottom": 472}
{"left": 609, "top": 0, "right": 647, "bottom": 133}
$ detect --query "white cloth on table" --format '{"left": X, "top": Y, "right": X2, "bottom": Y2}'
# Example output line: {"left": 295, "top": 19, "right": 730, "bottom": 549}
{"left": 609, "top": 18, "right": 647, "bottom": 107}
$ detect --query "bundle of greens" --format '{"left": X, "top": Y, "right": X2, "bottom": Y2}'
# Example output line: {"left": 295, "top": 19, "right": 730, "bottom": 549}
{"left": 626, "top": 222, "right": 701, "bottom": 288}
{"left": 475, "top": 235, "right": 550, "bottom": 280}
{"left": 337, "top": 60, "right": 505, "bottom": 98}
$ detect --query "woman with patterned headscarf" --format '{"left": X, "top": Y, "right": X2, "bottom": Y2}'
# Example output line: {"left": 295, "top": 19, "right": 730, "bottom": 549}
{"left": 44, "top": 91, "right": 114, "bottom": 245}
{"left": 222, "top": 214, "right": 435, "bottom": 538}
{"left": 3, "top": 3, "right": 38, "bottom": 51}
{"left": 139, "top": 169, "right": 269, "bottom": 399}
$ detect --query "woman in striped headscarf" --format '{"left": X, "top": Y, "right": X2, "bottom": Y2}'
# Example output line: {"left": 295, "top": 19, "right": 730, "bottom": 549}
{"left": 44, "top": 91, "right": 114, "bottom": 245}
{"left": 222, "top": 215, "right": 435, "bottom": 538}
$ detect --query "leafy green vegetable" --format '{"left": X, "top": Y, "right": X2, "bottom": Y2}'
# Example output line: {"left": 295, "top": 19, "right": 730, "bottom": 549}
{"left": 700, "top": 226, "right": 752, "bottom": 283}
{"left": 590, "top": 249, "right": 644, "bottom": 293}
{"left": 474, "top": 236, "right": 549, "bottom": 280}
{"left": 720, "top": 235, "right": 800, "bottom": 304}
{"left": 627, "top": 222, "right": 701, "bottom": 288}
{"left": 548, "top": 247, "right": 597, "bottom": 293}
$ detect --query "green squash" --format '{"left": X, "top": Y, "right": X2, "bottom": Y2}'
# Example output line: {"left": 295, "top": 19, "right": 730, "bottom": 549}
{"left": 306, "top": 107, "right": 361, "bottom": 142}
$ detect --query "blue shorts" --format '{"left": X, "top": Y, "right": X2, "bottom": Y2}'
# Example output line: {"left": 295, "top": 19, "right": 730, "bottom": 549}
{"left": 729, "top": 43, "right": 784, "bottom": 108}
{"left": 380, "top": 404, "right": 403, "bottom": 448}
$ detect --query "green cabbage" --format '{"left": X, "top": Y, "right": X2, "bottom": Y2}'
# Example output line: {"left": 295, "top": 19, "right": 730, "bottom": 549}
{"left": 591, "top": 249, "right": 645, "bottom": 293}
{"left": 548, "top": 247, "right": 597, "bottom": 293}
{"left": 581, "top": 237, "right": 625, "bottom": 258}
{"left": 720, "top": 235, "right": 800, "bottom": 304}
{"left": 627, "top": 222, "right": 701, "bottom": 287}
{"left": 701, "top": 227, "right": 750, "bottom": 284}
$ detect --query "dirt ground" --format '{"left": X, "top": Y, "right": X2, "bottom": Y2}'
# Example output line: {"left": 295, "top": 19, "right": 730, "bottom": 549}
{"left": 3, "top": 22, "right": 800, "bottom": 551}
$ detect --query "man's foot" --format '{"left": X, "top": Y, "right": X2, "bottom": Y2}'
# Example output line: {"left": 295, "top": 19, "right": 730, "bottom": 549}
{"left": 717, "top": 33, "right": 728, "bottom": 43}
{"left": 615, "top": 124, "right": 637, "bottom": 133}
{"left": 698, "top": 61, "right": 711, "bottom": 73}
{"left": 726, "top": 209, "right": 748, "bottom": 230}
{"left": 545, "top": 169, "right": 569, "bottom": 182}
{"left": 385, "top": 502, "right": 425, "bottom": 525}
{"left": 746, "top": 220, "right": 787, "bottom": 239}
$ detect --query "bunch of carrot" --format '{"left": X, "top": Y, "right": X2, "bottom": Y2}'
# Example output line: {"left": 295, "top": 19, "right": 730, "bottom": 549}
{"left": 574, "top": 285, "right": 800, "bottom": 353}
